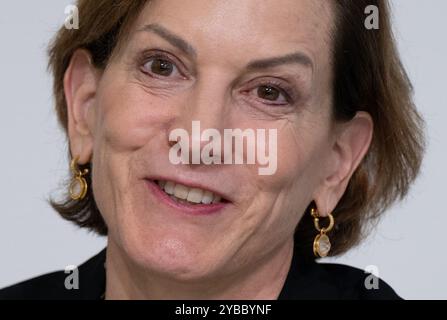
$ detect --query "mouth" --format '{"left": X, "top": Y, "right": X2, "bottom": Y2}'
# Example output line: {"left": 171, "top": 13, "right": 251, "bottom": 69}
{"left": 144, "top": 178, "right": 231, "bottom": 215}
{"left": 153, "top": 179, "right": 229, "bottom": 205}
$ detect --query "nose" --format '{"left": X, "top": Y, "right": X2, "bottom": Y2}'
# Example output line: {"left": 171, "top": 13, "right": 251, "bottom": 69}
{"left": 166, "top": 77, "right": 232, "bottom": 163}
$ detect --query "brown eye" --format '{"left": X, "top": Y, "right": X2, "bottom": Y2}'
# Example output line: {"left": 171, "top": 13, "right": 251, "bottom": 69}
{"left": 149, "top": 58, "right": 174, "bottom": 76}
{"left": 142, "top": 54, "right": 183, "bottom": 78}
{"left": 257, "top": 85, "right": 280, "bottom": 101}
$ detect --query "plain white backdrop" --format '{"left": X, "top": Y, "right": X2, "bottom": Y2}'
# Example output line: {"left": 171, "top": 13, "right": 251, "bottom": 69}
{"left": 0, "top": 0, "right": 446, "bottom": 299}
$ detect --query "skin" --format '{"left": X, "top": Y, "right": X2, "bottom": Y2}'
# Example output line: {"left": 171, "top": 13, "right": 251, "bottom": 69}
{"left": 64, "top": 0, "right": 373, "bottom": 299}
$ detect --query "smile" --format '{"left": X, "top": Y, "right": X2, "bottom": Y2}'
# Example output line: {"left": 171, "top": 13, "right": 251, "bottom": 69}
{"left": 144, "top": 178, "right": 230, "bottom": 215}
{"left": 155, "top": 179, "right": 226, "bottom": 205}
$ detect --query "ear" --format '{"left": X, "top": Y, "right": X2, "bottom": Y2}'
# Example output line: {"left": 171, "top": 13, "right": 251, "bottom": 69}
{"left": 313, "top": 111, "right": 373, "bottom": 217}
{"left": 64, "top": 49, "right": 100, "bottom": 165}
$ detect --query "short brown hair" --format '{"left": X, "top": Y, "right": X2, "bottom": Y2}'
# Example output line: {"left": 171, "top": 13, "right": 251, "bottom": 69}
{"left": 48, "top": 0, "right": 426, "bottom": 259}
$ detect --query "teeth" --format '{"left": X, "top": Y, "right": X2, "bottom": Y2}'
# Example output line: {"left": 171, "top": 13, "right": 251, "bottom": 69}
{"left": 174, "top": 184, "right": 189, "bottom": 200}
{"left": 156, "top": 180, "right": 224, "bottom": 205}
{"left": 187, "top": 188, "right": 204, "bottom": 204}
{"left": 164, "top": 181, "right": 175, "bottom": 195}
{"left": 201, "top": 191, "right": 214, "bottom": 204}
{"left": 212, "top": 195, "right": 221, "bottom": 203}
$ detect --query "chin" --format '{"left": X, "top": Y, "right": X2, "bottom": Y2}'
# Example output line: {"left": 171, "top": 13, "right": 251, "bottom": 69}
{"left": 105, "top": 178, "right": 234, "bottom": 281}
{"left": 116, "top": 221, "right": 219, "bottom": 281}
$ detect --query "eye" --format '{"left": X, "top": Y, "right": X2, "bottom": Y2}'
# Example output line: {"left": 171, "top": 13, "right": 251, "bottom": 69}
{"left": 141, "top": 54, "right": 183, "bottom": 78}
{"left": 247, "top": 82, "right": 293, "bottom": 105}
{"left": 257, "top": 85, "right": 283, "bottom": 102}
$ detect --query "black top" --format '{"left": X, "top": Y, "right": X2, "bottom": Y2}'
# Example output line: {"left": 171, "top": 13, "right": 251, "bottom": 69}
{"left": 0, "top": 245, "right": 402, "bottom": 300}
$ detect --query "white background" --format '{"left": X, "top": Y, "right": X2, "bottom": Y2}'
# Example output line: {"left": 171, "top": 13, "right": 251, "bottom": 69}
{"left": 0, "top": 0, "right": 445, "bottom": 299}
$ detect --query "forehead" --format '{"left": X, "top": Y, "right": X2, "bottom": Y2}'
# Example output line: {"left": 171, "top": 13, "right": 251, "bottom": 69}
{"left": 131, "top": 0, "right": 335, "bottom": 66}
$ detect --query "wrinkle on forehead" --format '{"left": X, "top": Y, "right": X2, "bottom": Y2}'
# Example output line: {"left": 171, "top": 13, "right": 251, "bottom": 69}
{"left": 134, "top": 0, "right": 335, "bottom": 52}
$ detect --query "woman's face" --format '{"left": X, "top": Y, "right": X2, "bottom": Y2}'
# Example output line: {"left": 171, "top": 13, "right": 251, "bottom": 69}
{"left": 67, "top": 0, "right": 368, "bottom": 280}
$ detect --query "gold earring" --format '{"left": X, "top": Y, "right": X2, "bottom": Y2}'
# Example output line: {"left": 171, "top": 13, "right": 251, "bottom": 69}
{"left": 69, "top": 156, "right": 89, "bottom": 200}
{"left": 311, "top": 206, "right": 334, "bottom": 258}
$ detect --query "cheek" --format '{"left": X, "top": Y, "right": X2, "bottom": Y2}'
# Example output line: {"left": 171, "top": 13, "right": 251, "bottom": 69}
{"left": 235, "top": 124, "right": 314, "bottom": 227}
{"left": 89, "top": 82, "right": 162, "bottom": 228}
{"left": 94, "top": 88, "right": 158, "bottom": 153}
{"left": 93, "top": 64, "right": 186, "bottom": 155}
{"left": 259, "top": 124, "right": 312, "bottom": 191}
{"left": 258, "top": 120, "right": 328, "bottom": 212}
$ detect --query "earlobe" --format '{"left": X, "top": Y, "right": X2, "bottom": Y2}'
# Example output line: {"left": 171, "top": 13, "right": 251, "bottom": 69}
{"left": 314, "top": 111, "right": 374, "bottom": 216}
{"left": 64, "top": 49, "right": 99, "bottom": 164}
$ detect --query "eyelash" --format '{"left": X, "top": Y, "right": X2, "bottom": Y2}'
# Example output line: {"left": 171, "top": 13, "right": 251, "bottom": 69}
{"left": 138, "top": 50, "right": 297, "bottom": 105}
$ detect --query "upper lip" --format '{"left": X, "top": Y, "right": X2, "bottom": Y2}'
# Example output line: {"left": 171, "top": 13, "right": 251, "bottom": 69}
{"left": 145, "top": 175, "right": 233, "bottom": 203}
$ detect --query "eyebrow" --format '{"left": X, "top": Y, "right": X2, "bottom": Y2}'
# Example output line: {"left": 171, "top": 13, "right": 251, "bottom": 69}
{"left": 137, "top": 23, "right": 197, "bottom": 57}
{"left": 245, "top": 52, "right": 313, "bottom": 72}
{"left": 137, "top": 23, "right": 313, "bottom": 72}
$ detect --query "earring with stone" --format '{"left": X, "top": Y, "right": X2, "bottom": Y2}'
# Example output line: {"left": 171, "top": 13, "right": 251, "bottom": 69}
{"left": 311, "top": 205, "right": 334, "bottom": 258}
{"left": 69, "top": 155, "right": 89, "bottom": 200}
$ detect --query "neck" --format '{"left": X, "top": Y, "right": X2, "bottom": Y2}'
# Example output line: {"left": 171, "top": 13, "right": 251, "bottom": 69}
{"left": 104, "top": 237, "right": 294, "bottom": 300}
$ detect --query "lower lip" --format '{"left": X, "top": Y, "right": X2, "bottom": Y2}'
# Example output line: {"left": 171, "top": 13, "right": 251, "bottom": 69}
{"left": 144, "top": 179, "right": 229, "bottom": 215}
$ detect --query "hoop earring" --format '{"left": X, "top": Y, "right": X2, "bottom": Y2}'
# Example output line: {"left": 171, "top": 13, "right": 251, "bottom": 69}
{"left": 311, "top": 206, "right": 334, "bottom": 258}
{"left": 69, "top": 155, "right": 89, "bottom": 200}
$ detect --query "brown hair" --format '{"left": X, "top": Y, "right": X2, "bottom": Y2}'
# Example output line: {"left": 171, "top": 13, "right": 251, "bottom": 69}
{"left": 48, "top": 0, "right": 425, "bottom": 259}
